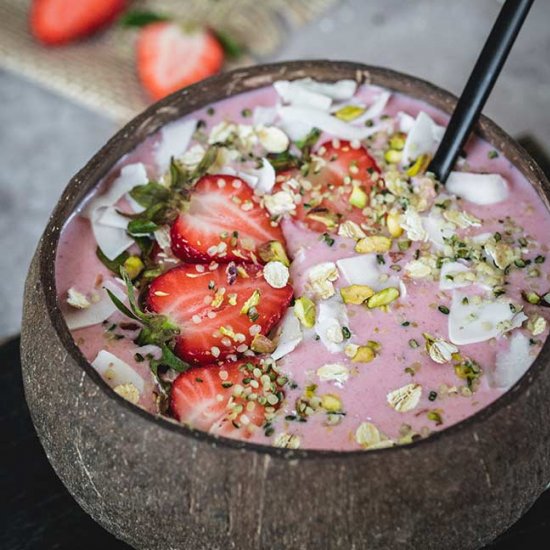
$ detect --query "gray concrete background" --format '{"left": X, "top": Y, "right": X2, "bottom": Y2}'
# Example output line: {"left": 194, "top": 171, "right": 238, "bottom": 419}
{"left": 1, "top": 0, "right": 549, "bottom": 339}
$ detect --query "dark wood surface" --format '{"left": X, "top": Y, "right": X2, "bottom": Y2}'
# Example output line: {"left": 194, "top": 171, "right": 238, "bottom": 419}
{"left": 3, "top": 136, "right": 550, "bottom": 550}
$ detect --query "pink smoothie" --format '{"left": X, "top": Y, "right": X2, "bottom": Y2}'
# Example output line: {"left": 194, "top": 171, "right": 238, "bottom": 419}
{"left": 56, "top": 78, "right": 550, "bottom": 451}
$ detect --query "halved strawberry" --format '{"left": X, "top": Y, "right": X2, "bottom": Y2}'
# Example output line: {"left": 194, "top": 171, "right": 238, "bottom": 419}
{"left": 170, "top": 358, "right": 281, "bottom": 438}
{"left": 278, "top": 140, "right": 381, "bottom": 232}
{"left": 30, "top": 0, "right": 126, "bottom": 45}
{"left": 147, "top": 262, "right": 293, "bottom": 364}
{"left": 171, "top": 174, "right": 286, "bottom": 263}
{"left": 137, "top": 22, "right": 224, "bottom": 101}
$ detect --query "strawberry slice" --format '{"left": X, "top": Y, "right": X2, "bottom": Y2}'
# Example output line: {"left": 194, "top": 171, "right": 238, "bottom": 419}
{"left": 278, "top": 140, "right": 381, "bottom": 233}
{"left": 147, "top": 262, "right": 293, "bottom": 364}
{"left": 171, "top": 174, "right": 286, "bottom": 263}
{"left": 137, "top": 22, "right": 224, "bottom": 100}
{"left": 30, "top": 0, "right": 126, "bottom": 45}
{"left": 170, "top": 358, "right": 282, "bottom": 438}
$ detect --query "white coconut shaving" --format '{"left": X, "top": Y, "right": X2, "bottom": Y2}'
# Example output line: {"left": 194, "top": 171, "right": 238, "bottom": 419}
{"left": 401, "top": 111, "right": 445, "bottom": 165}
{"left": 155, "top": 118, "right": 197, "bottom": 172}
{"left": 271, "top": 308, "right": 303, "bottom": 360}
{"left": 92, "top": 350, "right": 145, "bottom": 393}
{"left": 490, "top": 332, "right": 534, "bottom": 389}
{"left": 446, "top": 172, "right": 509, "bottom": 205}
{"left": 448, "top": 291, "right": 527, "bottom": 345}
{"left": 65, "top": 280, "right": 127, "bottom": 330}
{"left": 314, "top": 296, "right": 349, "bottom": 353}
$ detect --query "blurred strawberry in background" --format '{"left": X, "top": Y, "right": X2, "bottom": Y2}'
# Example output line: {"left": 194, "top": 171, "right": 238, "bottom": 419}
{"left": 30, "top": 0, "right": 127, "bottom": 45}
{"left": 29, "top": 1, "right": 243, "bottom": 101}
{"left": 135, "top": 22, "right": 224, "bottom": 100}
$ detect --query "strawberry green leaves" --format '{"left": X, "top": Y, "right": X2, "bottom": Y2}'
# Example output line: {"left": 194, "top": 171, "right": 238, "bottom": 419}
{"left": 105, "top": 268, "right": 190, "bottom": 373}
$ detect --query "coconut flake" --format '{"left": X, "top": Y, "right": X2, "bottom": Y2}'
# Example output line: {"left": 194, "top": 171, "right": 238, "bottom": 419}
{"left": 274, "top": 80, "right": 333, "bottom": 110}
{"left": 351, "top": 91, "right": 391, "bottom": 124}
{"left": 155, "top": 118, "right": 197, "bottom": 172}
{"left": 448, "top": 291, "right": 527, "bottom": 345}
{"left": 292, "top": 78, "right": 358, "bottom": 101}
{"left": 402, "top": 111, "right": 445, "bottom": 165}
{"left": 490, "top": 332, "right": 534, "bottom": 389}
{"left": 86, "top": 163, "right": 148, "bottom": 214}
{"left": 423, "top": 212, "right": 454, "bottom": 249}
{"left": 91, "top": 219, "right": 134, "bottom": 260}
{"left": 271, "top": 308, "right": 303, "bottom": 360}
{"left": 446, "top": 172, "right": 509, "bottom": 205}
{"left": 65, "top": 280, "right": 126, "bottom": 330}
{"left": 253, "top": 105, "right": 278, "bottom": 126}
{"left": 96, "top": 206, "right": 131, "bottom": 229}
{"left": 336, "top": 254, "right": 399, "bottom": 291}
{"left": 397, "top": 112, "right": 416, "bottom": 133}
{"left": 86, "top": 163, "right": 148, "bottom": 260}
{"left": 439, "top": 261, "right": 473, "bottom": 290}
{"left": 92, "top": 350, "right": 145, "bottom": 393}
{"left": 314, "top": 296, "right": 349, "bottom": 353}
{"left": 278, "top": 105, "right": 384, "bottom": 142}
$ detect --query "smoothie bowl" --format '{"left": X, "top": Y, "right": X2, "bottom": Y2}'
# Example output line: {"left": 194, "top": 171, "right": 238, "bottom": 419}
{"left": 21, "top": 61, "right": 550, "bottom": 549}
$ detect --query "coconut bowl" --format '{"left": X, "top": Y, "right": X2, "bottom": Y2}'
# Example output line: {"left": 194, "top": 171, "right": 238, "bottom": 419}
{"left": 20, "top": 60, "right": 550, "bottom": 550}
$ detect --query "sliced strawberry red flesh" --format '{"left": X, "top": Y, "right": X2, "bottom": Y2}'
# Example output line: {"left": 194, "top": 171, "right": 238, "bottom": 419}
{"left": 171, "top": 174, "right": 285, "bottom": 263}
{"left": 146, "top": 262, "right": 293, "bottom": 364}
{"left": 276, "top": 140, "right": 381, "bottom": 233}
{"left": 137, "top": 22, "right": 224, "bottom": 101}
{"left": 170, "top": 358, "right": 282, "bottom": 438}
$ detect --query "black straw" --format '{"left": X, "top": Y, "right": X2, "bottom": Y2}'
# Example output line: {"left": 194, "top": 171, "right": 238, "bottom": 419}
{"left": 428, "top": 0, "right": 534, "bottom": 183}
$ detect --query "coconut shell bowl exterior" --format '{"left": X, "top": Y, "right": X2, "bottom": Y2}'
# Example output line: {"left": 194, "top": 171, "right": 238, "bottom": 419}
{"left": 20, "top": 61, "right": 550, "bottom": 550}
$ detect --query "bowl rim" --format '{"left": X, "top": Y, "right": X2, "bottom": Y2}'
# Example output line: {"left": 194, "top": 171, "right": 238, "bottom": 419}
{"left": 38, "top": 59, "right": 550, "bottom": 460}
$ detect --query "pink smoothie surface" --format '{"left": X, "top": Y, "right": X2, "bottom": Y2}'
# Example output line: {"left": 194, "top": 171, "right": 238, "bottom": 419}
{"left": 56, "top": 80, "right": 550, "bottom": 451}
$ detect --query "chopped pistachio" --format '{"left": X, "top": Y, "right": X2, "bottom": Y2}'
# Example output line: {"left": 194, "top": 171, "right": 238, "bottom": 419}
{"left": 367, "top": 287, "right": 400, "bottom": 309}
{"left": 250, "top": 334, "right": 276, "bottom": 353}
{"left": 398, "top": 239, "right": 412, "bottom": 251}
{"left": 241, "top": 289, "right": 260, "bottom": 315}
{"left": 294, "top": 296, "right": 316, "bottom": 328}
{"left": 355, "top": 235, "right": 392, "bottom": 254}
{"left": 386, "top": 211, "right": 403, "bottom": 237}
{"left": 349, "top": 186, "right": 368, "bottom": 209}
{"left": 257, "top": 240, "right": 290, "bottom": 266}
{"left": 321, "top": 393, "right": 343, "bottom": 412}
{"left": 351, "top": 345, "right": 376, "bottom": 363}
{"left": 384, "top": 149, "right": 402, "bottom": 164}
{"left": 123, "top": 256, "right": 145, "bottom": 280}
{"left": 523, "top": 290, "right": 541, "bottom": 305}
{"left": 389, "top": 132, "right": 406, "bottom": 151}
{"left": 219, "top": 326, "right": 236, "bottom": 339}
{"left": 306, "top": 210, "right": 339, "bottom": 229}
{"left": 340, "top": 284, "right": 375, "bottom": 304}
{"left": 334, "top": 104, "right": 366, "bottom": 122}
{"left": 427, "top": 410, "right": 443, "bottom": 425}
